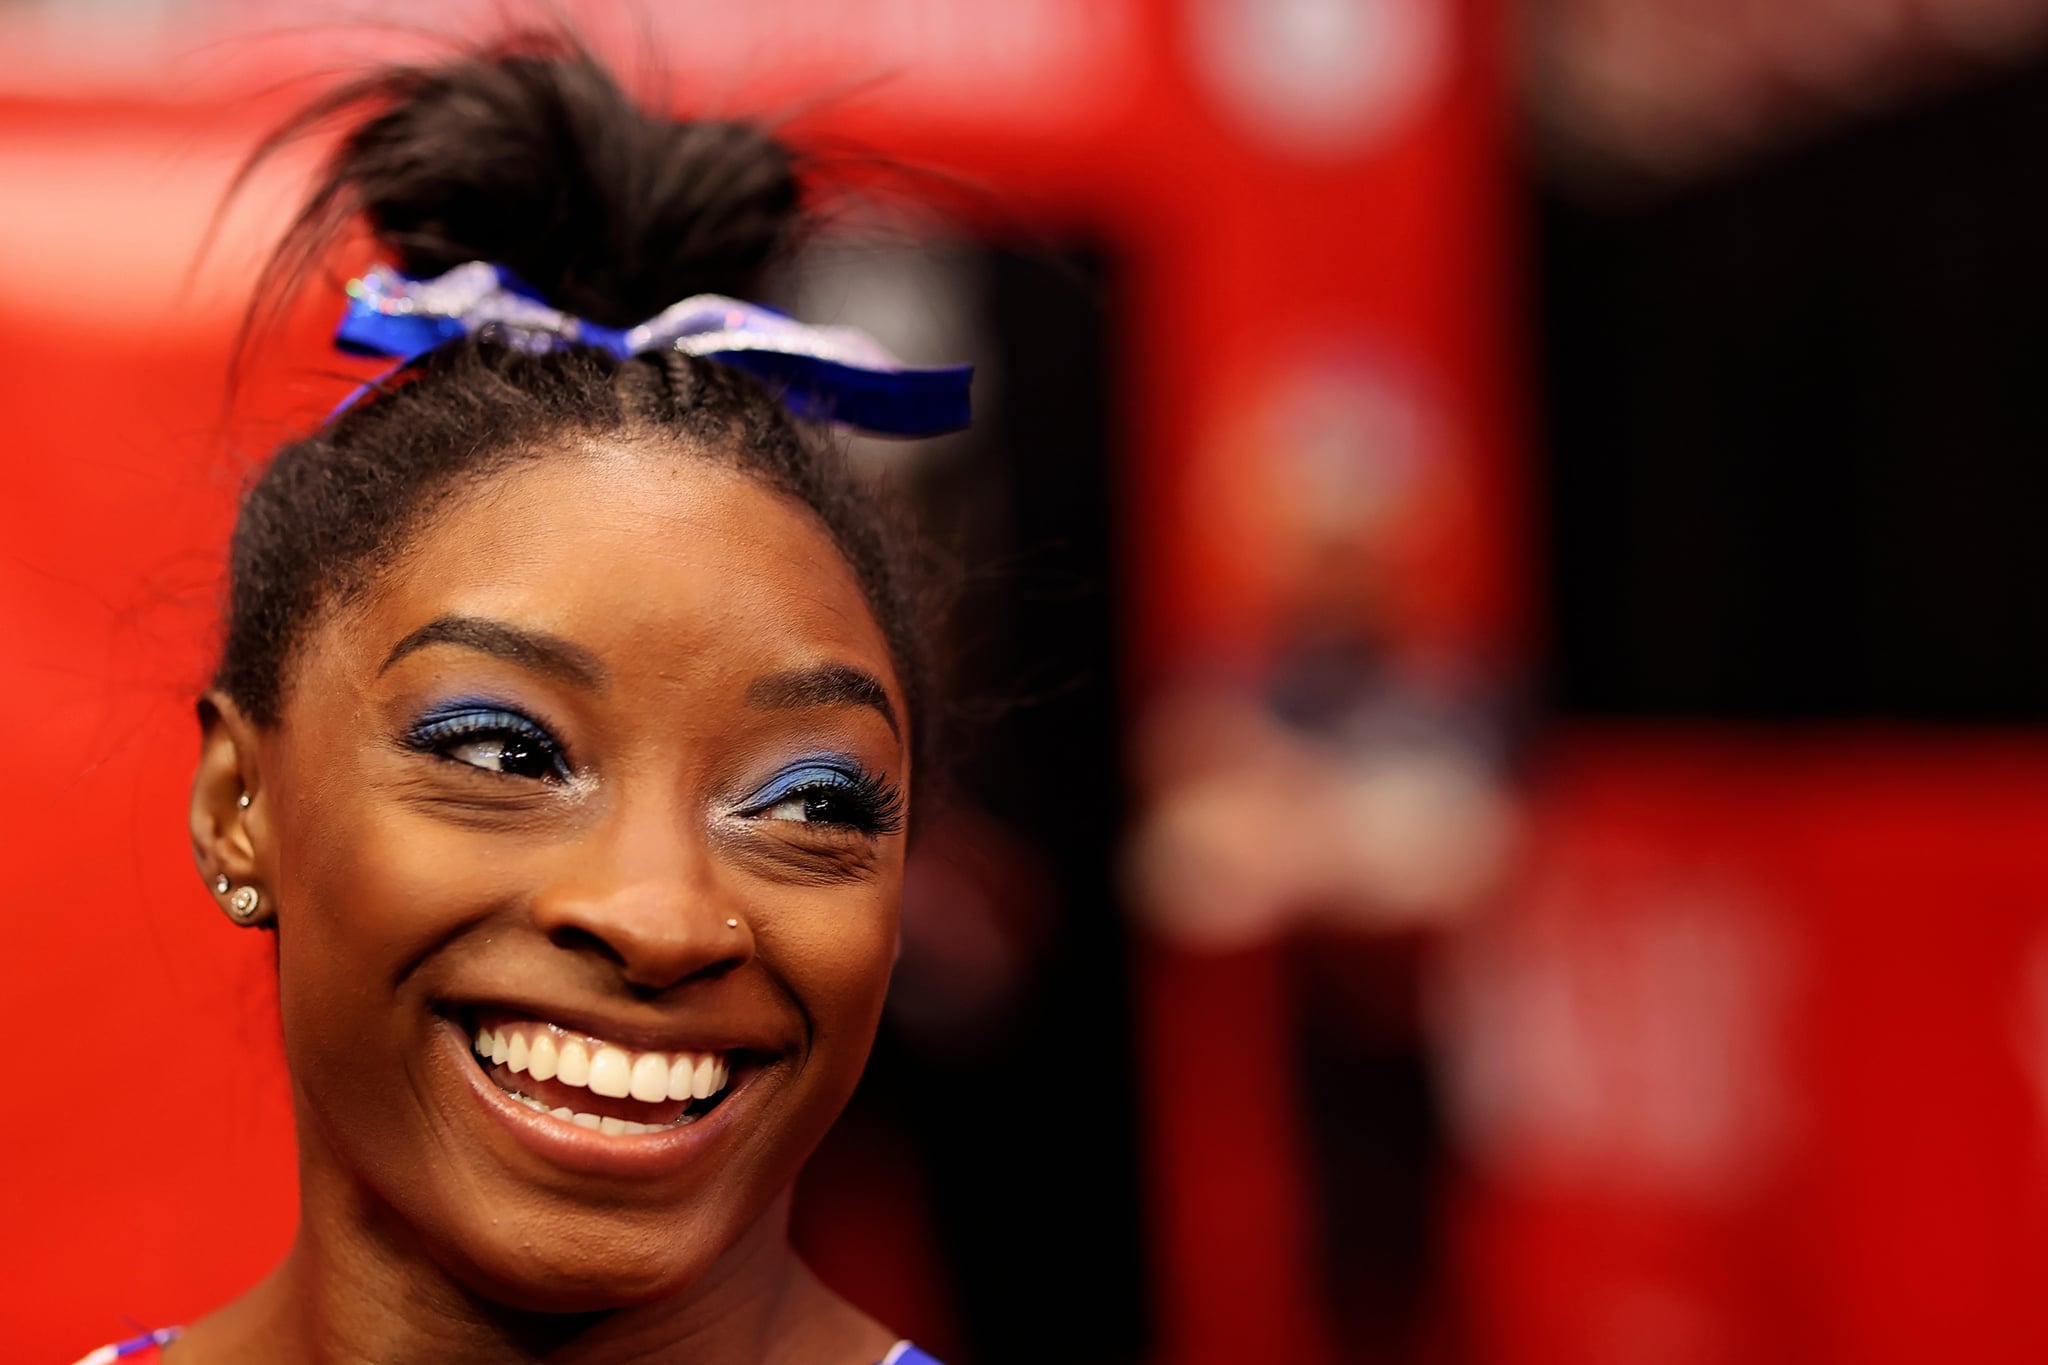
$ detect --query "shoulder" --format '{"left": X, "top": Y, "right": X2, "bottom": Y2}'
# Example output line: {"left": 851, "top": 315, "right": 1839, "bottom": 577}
{"left": 67, "top": 1329, "right": 181, "bottom": 1365}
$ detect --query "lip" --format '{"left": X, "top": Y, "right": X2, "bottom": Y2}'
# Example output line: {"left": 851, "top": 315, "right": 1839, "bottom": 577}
{"left": 437, "top": 1016, "right": 772, "bottom": 1179}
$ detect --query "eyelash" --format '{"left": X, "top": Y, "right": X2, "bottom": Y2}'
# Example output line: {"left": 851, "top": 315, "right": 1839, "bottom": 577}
{"left": 402, "top": 705, "right": 573, "bottom": 783}
{"left": 739, "top": 761, "right": 907, "bottom": 837}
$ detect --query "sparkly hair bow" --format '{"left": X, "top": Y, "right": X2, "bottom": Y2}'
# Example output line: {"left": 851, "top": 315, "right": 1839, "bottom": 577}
{"left": 334, "top": 261, "right": 973, "bottom": 438}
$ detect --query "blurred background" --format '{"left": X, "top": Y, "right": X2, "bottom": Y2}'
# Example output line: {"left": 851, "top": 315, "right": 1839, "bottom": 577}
{"left": 8, "top": 0, "right": 2048, "bottom": 1361}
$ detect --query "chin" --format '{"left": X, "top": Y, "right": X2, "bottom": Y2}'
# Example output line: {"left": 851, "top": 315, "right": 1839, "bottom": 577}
{"left": 440, "top": 1218, "right": 724, "bottom": 1313}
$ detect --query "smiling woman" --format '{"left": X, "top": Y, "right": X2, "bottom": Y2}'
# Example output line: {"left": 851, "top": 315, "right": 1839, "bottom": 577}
{"left": 67, "top": 31, "right": 966, "bottom": 1365}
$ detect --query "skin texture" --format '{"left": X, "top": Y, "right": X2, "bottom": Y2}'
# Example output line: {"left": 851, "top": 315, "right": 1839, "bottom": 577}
{"left": 184, "top": 441, "right": 908, "bottom": 1364}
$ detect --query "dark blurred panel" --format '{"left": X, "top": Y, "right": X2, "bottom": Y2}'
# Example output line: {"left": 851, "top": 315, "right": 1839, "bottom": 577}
{"left": 1538, "top": 54, "right": 2048, "bottom": 720}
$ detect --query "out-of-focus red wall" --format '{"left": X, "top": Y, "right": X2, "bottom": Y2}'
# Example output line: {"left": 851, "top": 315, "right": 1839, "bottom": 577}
{"left": 1447, "top": 733, "right": 2048, "bottom": 1365}
{"left": 0, "top": 113, "right": 304, "bottom": 1347}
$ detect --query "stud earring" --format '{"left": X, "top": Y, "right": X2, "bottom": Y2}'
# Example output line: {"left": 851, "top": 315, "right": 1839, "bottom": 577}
{"left": 226, "top": 885, "right": 264, "bottom": 925}
{"left": 214, "top": 874, "right": 230, "bottom": 895}
{"left": 237, "top": 792, "right": 251, "bottom": 809}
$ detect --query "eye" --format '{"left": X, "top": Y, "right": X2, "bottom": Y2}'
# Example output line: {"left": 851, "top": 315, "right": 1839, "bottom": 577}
{"left": 740, "top": 760, "right": 906, "bottom": 836}
{"left": 759, "top": 787, "right": 864, "bottom": 826}
{"left": 404, "top": 705, "right": 572, "bottom": 783}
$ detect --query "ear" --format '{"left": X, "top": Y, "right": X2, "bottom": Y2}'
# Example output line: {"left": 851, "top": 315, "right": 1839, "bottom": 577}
{"left": 191, "top": 692, "right": 269, "bottom": 902}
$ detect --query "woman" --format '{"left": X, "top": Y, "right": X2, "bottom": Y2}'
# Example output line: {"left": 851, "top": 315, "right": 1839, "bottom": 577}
{"left": 73, "top": 36, "right": 967, "bottom": 1365}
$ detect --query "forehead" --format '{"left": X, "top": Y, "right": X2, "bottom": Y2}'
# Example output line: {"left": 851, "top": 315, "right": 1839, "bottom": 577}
{"left": 317, "top": 440, "right": 897, "bottom": 696}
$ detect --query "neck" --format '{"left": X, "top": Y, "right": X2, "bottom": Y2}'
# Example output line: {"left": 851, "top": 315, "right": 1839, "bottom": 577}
{"left": 192, "top": 1135, "right": 871, "bottom": 1365}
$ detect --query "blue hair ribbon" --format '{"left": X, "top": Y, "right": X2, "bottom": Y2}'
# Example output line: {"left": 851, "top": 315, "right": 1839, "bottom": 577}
{"left": 333, "top": 262, "right": 972, "bottom": 438}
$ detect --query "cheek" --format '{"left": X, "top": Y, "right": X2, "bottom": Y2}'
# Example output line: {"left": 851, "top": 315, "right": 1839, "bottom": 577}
{"left": 275, "top": 795, "right": 483, "bottom": 984}
{"left": 758, "top": 864, "right": 904, "bottom": 1061}
{"left": 267, "top": 789, "right": 491, "bottom": 1129}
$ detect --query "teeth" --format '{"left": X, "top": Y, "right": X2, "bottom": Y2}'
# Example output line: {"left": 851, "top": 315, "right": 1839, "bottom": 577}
{"left": 470, "top": 1019, "right": 736, "bottom": 1118}
{"left": 630, "top": 1053, "right": 670, "bottom": 1103}
{"left": 596, "top": 1116, "right": 662, "bottom": 1135}
{"left": 588, "top": 1046, "right": 633, "bottom": 1099}
{"left": 507, "top": 1091, "right": 684, "bottom": 1135}
{"left": 528, "top": 1033, "right": 558, "bottom": 1082}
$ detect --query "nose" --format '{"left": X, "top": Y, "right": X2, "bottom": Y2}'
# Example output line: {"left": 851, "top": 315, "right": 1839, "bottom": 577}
{"left": 528, "top": 794, "right": 749, "bottom": 992}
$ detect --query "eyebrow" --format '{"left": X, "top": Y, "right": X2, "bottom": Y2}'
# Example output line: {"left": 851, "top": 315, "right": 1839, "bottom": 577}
{"left": 379, "top": 615, "right": 609, "bottom": 690}
{"left": 745, "top": 663, "right": 900, "bottom": 739}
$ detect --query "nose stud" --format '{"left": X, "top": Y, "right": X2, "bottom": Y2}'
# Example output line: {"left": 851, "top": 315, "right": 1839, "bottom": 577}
{"left": 725, "top": 918, "right": 740, "bottom": 929}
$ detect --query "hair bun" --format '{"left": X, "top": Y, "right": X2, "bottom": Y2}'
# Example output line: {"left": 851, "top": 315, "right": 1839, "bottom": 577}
{"left": 328, "top": 42, "right": 800, "bottom": 327}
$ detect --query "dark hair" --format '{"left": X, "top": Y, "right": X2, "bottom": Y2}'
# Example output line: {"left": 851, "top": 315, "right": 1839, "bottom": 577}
{"left": 214, "top": 35, "right": 936, "bottom": 785}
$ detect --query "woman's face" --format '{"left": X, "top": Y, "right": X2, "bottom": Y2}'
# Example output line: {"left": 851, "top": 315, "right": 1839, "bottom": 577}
{"left": 221, "top": 443, "right": 908, "bottom": 1307}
